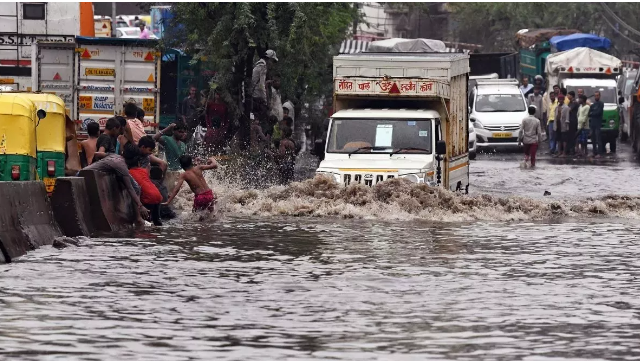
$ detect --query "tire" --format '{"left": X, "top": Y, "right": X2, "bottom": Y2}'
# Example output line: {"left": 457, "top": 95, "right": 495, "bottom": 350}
{"left": 469, "top": 151, "right": 477, "bottom": 160}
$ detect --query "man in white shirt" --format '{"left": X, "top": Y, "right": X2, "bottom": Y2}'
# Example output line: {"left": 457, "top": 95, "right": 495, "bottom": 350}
{"left": 519, "top": 76, "right": 533, "bottom": 95}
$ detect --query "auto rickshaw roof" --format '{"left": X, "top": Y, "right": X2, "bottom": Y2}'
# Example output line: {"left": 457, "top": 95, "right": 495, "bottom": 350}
{"left": 0, "top": 93, "right": 37, "bottom": 117}
{"left": 7, "top": 92, "right": 66, "bottom": 115}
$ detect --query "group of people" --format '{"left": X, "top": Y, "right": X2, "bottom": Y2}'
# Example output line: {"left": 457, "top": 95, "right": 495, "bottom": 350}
{"left": 248, "top": 49, "right": 300, "bottom": 183}
{"left": 518, "top": 75, "right": 608, "bottom": 168}
{"left": 79, "top": 102, "right": 218, "bottom": 227}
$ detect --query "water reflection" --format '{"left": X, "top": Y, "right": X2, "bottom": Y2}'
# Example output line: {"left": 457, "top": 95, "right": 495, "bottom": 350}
{"left": 1, "top": 217, "right": 640, "bottom": 360}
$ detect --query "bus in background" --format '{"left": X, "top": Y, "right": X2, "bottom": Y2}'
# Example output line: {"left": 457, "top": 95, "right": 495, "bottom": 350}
{"left": 0, "top": 2, "right": 94, "bottom": 91}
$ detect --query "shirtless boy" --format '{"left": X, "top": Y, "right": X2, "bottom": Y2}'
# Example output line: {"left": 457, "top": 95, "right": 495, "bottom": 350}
{"left": 81, "top": 121, "right": 100, "bottom": 166}
{"left": 165, "top": 155, "right": 218, "bottom": 212}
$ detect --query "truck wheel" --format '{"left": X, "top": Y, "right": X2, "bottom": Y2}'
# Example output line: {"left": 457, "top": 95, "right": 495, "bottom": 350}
{"left": 469, "top": 151, "right": 477, "bottom": 160}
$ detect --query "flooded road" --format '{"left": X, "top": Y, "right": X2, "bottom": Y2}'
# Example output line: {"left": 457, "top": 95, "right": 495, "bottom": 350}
{"left": 2, "top": 146, "right": 640, "bottom": 360}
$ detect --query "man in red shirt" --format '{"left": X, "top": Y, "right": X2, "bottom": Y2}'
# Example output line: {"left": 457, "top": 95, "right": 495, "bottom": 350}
{"left": 124, "top": 144, "right": 163, "bottom": 226}
{"left": 204, "top": 91, "right": 229, "bottom": 150}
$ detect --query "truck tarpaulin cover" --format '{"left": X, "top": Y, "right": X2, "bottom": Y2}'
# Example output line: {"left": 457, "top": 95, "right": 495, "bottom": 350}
{"left": 546, "top": 47, "right": 622, "bottom": 74}
{"left": 366, "top": 38, "right": 446, "bottom": 53}
{"left": 516, "top": 28, "right": 580, "bottom": 48}
{"left": 550, "top": 33, "right": 612, "bottom": 52}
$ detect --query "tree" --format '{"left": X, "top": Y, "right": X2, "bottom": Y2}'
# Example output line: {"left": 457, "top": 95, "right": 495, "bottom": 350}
{"left": 168, "top": 3, "right": 359, "bottom": 150}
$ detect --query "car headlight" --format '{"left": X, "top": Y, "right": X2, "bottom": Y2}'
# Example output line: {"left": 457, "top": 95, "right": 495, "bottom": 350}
{"left": 469, "top": 125, "right": 475, "bottom": 133}
{"left": 609, "top": 119, "right": 616, "bottom": 128}
{"left": 400, "top": 174, "right": 422, "bottom": 183}
{"left": 471, "top": 119, "right": 484, "bottom": 129}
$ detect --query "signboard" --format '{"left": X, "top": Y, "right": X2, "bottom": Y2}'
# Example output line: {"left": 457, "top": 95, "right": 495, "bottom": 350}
{"left": 0, "top": 78, "right": 15, "bottom": 84}
{"left": 85, "top": 68, "right": 115, "bottom": 77}
{"left": 334, "top": 78, "right": 442, "bottom": 97}
{"left": 79, "top": 96, "right": 93, "bottom": 109}
{"left": 0, "top": 34, "right": 74, "bottom": 46}
{"left": 142, "top": 98, "right": 155, "bottom": 112}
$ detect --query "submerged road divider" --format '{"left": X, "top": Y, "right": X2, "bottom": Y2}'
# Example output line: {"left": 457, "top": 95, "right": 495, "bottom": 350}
{"left": 0, "top": 181, "right": 62, "bottom": 263}
{"left": 51, "top": 177, "right": 95, "bottom": 237}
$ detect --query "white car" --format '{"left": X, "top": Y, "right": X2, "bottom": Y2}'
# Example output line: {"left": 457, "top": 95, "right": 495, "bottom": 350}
{"left": 469, "top": 78, "right": 528, "bottom": 148}
{"left": 116, "top": 27, "right": 158, "bottom": 39}
{"left": 468, "top": 119, "right": 477, "bottom": 160}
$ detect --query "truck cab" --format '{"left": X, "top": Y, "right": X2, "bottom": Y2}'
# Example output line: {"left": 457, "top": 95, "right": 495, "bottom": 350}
{"left": 317, "top": 52, "right": 470, "bottom": 192}
{"left": 318, "top": 109, "right": 440, "bottom": 185}
{"left": 563, "top": 78, "right": 620, "bottom": 144}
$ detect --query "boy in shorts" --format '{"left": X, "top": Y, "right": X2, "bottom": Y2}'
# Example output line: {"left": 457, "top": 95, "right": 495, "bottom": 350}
{"left": 164, "top": 155, "right": 218, "bottom": 213}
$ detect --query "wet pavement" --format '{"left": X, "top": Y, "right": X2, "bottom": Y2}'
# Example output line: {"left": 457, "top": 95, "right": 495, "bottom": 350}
{"left": 2, "top": 145, "right": 640, "bottom": 360}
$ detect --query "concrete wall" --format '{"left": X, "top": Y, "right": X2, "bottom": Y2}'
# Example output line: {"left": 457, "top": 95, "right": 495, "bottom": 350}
{"left": 0, "top": 181, "right": 61, "bottom": 262}
{"left": 79, "top": 170, "right": 136, "bottom": 232}
{"left": 51, "top": 177, "right": 95, "bottom": 237}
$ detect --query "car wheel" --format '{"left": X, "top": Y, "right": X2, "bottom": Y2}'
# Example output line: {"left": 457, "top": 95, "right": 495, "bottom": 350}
{"left": 469, "top": 151, "right": 477, "bottom": 160}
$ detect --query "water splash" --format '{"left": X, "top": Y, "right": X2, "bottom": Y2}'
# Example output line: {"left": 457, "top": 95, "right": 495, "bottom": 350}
{"left": 168, "top": 169, "right": 640, "bottom": 222}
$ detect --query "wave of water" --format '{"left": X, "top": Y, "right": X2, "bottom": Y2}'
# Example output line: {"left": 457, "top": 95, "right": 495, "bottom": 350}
{"left": 168, "top": 171, "right": 640, "bottom": 222}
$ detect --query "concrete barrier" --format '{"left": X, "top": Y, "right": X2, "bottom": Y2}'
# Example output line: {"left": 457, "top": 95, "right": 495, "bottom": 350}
{"left": 51, "top": 177, "right": 95, "bottom": 237}
{"left": 0, "top": 181, "right": 62, "bottom": 263}
{"left": 79, "top": 170, "right": 136, "bottom": 232}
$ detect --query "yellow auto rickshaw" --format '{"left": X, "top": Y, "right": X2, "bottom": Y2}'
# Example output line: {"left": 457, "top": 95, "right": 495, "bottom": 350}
{"left": 0, "top": 94, "right": 40, "bottom": 181}
{"left": 10, "top": 93, "right": 80, "bottom": 192}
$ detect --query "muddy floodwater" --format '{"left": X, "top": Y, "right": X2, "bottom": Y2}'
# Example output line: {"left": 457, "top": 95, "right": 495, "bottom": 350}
{"left": 2, "top": 151, "right": 640, "bottom": 360}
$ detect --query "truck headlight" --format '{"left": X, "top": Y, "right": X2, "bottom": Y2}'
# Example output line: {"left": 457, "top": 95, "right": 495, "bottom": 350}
{"left": 400, "top": 174, "right": 423, "bottom": 183}
{"left": 609, "top": 119, "right": 615, "bottom": 128}
{"left": 472, "top": 120, "right": 484, "bottom": 129}
{"left": 469, "top": 125, "right": 475, "bottom": 134}
{"left": 317, "top": 172, "right": 341, "bottom": 183}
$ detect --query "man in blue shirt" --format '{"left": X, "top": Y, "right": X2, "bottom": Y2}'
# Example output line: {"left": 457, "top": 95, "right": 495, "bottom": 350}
{"left": 589, "top": 91, "right": 604, "bottom": 158}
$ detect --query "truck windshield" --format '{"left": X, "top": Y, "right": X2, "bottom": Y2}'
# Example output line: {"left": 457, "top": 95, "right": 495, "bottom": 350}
{"left": 475, "top": 94, "right": 526, "bottom": 112}
{"left": 327, "top": 118, "right": 432, "bottom": 154}
{"left": 566, "top": 85, "right": 616, "bottom": 104}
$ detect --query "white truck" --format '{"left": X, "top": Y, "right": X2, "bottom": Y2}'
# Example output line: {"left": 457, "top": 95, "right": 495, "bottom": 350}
{"left": 0, "top": 2, "right": 84, "bottom": 91}
{"left": 316, "top": 52, "right": 470, "bottom": 192}
{"left": 546, "top": 47, "right": 622, "bottom": 150}
{"left": 31, "top": 37, "right": 161, "bottom": 135}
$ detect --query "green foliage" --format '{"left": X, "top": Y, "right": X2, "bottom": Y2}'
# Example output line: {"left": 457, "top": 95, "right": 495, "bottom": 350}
{"left": 169, "top": 3, "right": 359, "bottom": 125}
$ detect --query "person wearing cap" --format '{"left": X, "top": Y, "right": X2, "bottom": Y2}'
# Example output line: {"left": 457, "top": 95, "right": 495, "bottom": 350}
{"left": 518, "top": 105, "right": 543, "bottom": 168}
{"left": 252, "top": 49, "right": 278, "bottom": 125}
{"left": 524, "top": 75, "right": 544, "bottom": 97}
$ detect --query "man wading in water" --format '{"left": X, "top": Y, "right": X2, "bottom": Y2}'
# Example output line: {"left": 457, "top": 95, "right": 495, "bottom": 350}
{"left": 164, "top": 155, "right": 218, "bottom": 214}
{"left": 518, "top": 105, "right": 543, "bottom": 168}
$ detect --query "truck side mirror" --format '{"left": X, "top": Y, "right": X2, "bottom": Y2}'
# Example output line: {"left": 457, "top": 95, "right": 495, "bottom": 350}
{"left": 436, "top": 140, "right": 446, "bottom": 155}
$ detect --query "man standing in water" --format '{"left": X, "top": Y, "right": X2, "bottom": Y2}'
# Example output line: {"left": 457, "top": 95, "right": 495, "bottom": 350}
{"left": 518, "top": 105, "right": 543, "bottom": 168}
{"left": 589, "top": 91, "right": 604, "bottom": 158}
{"left": 165, "top": 155, "right": 218, "bottom": 213}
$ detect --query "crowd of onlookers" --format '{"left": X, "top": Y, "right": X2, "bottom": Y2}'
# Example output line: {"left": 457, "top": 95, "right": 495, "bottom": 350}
{"left": 518, "top": 75, "right": 609, "bottom": 167}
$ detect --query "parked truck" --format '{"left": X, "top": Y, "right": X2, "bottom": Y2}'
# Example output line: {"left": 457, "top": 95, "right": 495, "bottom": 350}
{"left": 316, "top": 52, "right": 470, "bottom": 193}
{"left": 31, "top": 36, "right": 161, "bottom": 135}
{"left": 545, "top": 47, "right": 622, "bottom": 150}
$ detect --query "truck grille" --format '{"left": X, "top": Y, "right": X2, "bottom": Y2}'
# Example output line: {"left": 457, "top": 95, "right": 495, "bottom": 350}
{"left": 343, "top": 173, "right": 396, "bottom": 186}
{"left": 484, "top": 125, "right": 520, "bottom": 132}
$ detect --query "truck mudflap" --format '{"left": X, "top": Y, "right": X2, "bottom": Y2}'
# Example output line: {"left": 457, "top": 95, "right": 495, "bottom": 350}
{"left": 446, "top": 155, "right": 470, "bottom": 193}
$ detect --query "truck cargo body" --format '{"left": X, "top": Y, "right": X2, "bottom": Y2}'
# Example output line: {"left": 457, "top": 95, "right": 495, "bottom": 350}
{"left": 32, "top": 37, "right": 161, "bottom": 135}
{"left": 318, "top": 53, "right": 470, "bottom": 192}
{"left": 0, "top": 2, "right": 80, "bottom": 91}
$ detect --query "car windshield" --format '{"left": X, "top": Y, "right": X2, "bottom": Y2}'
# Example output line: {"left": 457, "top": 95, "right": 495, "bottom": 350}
{"left": 327, "top": 118, "right": 432, "bottom": 154}
{"left": 475, "top": 94, "right": 526, "bottom": 112}
{"left": 566, "top": 85, "right": 616, "bottom": 104}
